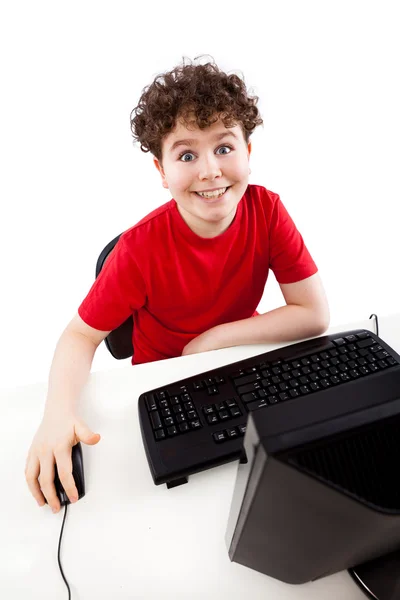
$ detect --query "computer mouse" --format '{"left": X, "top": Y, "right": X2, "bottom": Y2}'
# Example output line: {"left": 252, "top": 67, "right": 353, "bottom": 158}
{"left": 53, "top": 442, "right": 86, "bottom": 506}
{"left": 349, "top": 547, "right": 400, "bottom": 600}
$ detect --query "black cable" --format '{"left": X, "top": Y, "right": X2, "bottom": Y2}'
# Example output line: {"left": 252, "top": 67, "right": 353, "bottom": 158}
{"left": 57, "top": 504, "right": 71, "bottom": 600}
{"left": 369, "top": 313, "right": 379, "bottom": 336}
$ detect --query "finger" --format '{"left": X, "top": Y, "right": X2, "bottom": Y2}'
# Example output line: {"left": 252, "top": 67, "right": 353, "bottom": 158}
{"left": 38, "top": 454, "right": 60, "bottom": 513}
{"left": 75, "top": 421, "right": 101, "bottom": 446}
{"left": 25, "top": 455, "right": 46, "bottom": 507}
{"left": 54, "top": 446, "right": 78, "bottom": 503}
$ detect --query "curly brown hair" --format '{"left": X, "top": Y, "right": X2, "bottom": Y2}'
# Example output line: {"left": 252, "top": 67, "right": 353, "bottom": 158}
{"left": 130, "top": 55, "right": 263, "bottom": 163}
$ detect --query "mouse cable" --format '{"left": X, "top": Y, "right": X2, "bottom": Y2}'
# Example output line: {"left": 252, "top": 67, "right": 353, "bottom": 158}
{"left": 57, "top": 503, "right": 71, "bottom": 600}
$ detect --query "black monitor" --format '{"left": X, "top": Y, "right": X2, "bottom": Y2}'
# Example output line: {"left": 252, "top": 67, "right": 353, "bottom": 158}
{"left": 225, "top": 370, "right": 400, "bottom": 598}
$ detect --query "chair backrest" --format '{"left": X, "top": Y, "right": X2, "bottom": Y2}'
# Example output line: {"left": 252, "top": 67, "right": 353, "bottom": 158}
{"left": 95, "top": 234, "right": 134, "bottom": 360}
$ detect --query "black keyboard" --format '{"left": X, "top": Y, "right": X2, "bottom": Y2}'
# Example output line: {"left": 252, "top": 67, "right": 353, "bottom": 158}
{"left": 138, "top": 329, "right": 400, "bottom": 488}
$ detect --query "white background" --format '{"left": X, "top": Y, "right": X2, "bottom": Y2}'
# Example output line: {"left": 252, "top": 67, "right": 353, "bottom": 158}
{"left": 1, "top": 1, "right": 399, "bottom": 389}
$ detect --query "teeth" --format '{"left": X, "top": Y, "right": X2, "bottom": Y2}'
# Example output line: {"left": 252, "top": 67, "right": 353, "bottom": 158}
{"left": 196, "top": 187, "right": 227, "bottom": 199}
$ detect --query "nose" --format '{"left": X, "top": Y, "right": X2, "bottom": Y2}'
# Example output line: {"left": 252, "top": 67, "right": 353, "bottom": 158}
{"left": 197, "top": 152, "right": 222, "bottom": 182}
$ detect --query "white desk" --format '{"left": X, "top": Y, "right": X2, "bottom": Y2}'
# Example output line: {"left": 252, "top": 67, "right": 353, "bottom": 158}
{"left": 2, "top": 313, "right": 399, "bottom": 599}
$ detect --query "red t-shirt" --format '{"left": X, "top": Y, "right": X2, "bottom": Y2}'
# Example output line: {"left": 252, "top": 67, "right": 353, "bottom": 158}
{"left": 78, "top": 185, "right": 318, "bottom": 364}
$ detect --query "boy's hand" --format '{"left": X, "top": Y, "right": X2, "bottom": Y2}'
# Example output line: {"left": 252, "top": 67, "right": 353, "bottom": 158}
{"left": 25, "top": 412, "right": 100, "bottom": 514}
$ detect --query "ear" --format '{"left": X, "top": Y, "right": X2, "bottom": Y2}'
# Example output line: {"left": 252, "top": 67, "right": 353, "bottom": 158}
{"left": 153, "top": 157, "right": 169, "bottom": 189}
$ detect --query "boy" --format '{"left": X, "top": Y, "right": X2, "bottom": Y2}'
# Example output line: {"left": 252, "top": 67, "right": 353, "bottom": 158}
{"left": 25, "top": 57, "right": 330, "bottom": 514}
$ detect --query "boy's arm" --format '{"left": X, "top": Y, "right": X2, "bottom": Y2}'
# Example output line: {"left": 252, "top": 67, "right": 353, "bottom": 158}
{"left": 182, "top": 273, "right": 330, "bottom": 356}
{"left": 25, "top": 313, "right": 111, "bottom": 513}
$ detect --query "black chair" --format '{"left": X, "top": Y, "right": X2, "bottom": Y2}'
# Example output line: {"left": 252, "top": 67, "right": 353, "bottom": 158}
{"left": 95, "top": 234, "right": 134, "bottom": 360}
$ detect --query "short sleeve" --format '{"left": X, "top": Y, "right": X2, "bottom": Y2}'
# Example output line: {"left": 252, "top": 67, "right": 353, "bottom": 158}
{"left": 269, "top": 195, "right": 318, "bottom": 284}
{"left": 78, "top": 236, "right": 146, "bottom": 331}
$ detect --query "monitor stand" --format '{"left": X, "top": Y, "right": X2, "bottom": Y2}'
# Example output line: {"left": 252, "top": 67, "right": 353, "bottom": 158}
{"left": 348, "top": 548, "right": 400, "bottom": 600}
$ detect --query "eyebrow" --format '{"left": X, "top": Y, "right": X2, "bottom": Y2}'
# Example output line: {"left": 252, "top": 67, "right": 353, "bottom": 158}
{"left": 169, "top": 131, "right": 239, "bottom": 153}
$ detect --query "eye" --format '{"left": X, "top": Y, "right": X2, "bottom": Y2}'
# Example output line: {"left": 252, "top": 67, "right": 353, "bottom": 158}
{"left": 178, "top": 152, "right": 195, "bottom": 162}
{"left": 216, "top": 145, "right": 233, "bottom": 155}
{"left": 178, "top": 144, "right": 234, "bottom": 162}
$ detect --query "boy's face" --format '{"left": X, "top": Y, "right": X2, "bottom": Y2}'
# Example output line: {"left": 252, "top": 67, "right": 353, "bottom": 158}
{"left": 153, "top": 116, "right": 251, "bottom": 238}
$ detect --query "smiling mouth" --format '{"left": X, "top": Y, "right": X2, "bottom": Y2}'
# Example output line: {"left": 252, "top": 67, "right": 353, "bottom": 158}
{"left": 193, "top": 186, "right": 231, "bottom": 200}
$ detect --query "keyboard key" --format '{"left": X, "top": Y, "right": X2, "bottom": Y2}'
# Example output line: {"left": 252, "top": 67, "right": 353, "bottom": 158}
{"left": 179, "top": 422, "right": 190, "bottom": 433}
{"left": 213, "top": 431, "right": 227, "bottom": 443}
{"left": 207, "top": 386, "right": 219, "bottom": 395}
{"left": 345, "top": 335, "right": 357, "bottom": 342}
{"left": 157, "top": 391, "right": 168, "bottom": 401}
{"left": 215, "top": 402, "right": 225, "bottom": 411}
{"left": 289, "top": 389, "right": 300, "bottom": 398}
{"left": 233, "top": 373, "right": 261, "bottom": 387}
{"left": 333, "top": 338, "right": 346, "bottom": 346}
{"left": 320, "top": 379, "right": 331, "bottom": 388}
{"left": 190, "top": 420, "right": 202, "bottom": 429}
{"left": 187, "top": 410, "right": 198, "bottom": 420}
{"left": 167, "top": 426, "right": 178, "bottom": 436}
{"left": 310, "top": 382, "right": 321, "bottom": 391}
{"left": 279, "top": 392, "right": 290, "bottom": 401}
{"left": 155, "top": 429, "right": 166, "bottom": 440}
{"left": 246, "top": 399, "right": 268, "bottom": 411}
{"left": 226, "top": 399, "right": 237, "bottom": 408}
{"left": 150, "top": 411, "right": 162, "bottom": 430}
{"left": 357, "top": 338, "right": 374, "bottom": 349}
{"left": 226, "top": 428, "right": 239, "bottom": 439}
{"left": 207, "top": 414, "right": 219, "bottom": 425}
{"left": 176, "top": 413, "right": 186, "bottom": 423}
{"left": 237, "top": 382, "right": 262, "bottom": 395}
{"left": 159, "top": 399, "right": 169, "bottom": 409}
{"left": 218, "top": 410, "right": 230, "bottom": 420}
{"left": 145, "top": 395, "right": 157, "bottom": 411}
{"left": 193, "top": 381, "right": 204, "bottom": 391}
{"left": 164, "top": 417, "right": 174, "bottom": 427}
{"left": 230, "top": 406, "right": 242, "bottom": 418}
{"left": 238, "top": 424, "right": 247, "bottom": 435}
{"left": 349, "top": 370, "right": 360, "bottom": 378}
{"left": 359, "top": 366, "right": 370, "bottom": 375}
{"left": 170, "top": 395, "right": 181, "bottom": 405}
{"left": 203, "top": 405, "right": 214, "bottom": 415}
{"left": 241, "top": 392, "right": 260, "bottom": 403}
